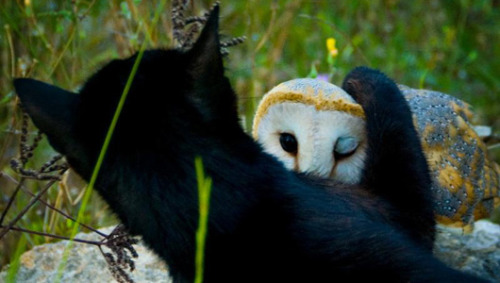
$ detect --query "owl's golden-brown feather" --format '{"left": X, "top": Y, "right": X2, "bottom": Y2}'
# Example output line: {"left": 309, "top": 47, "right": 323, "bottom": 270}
{"left": 400, "top": 85, "right": 499, "bottom": 228}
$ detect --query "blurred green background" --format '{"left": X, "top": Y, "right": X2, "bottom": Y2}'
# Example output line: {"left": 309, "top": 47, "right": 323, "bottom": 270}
{"left": 0, "top": 0, "right": 499, "bottom": 270}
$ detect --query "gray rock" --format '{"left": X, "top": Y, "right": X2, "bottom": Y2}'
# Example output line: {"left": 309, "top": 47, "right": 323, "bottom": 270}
{"left": 0, "top": 227, "right": 171, "bottom": 283}
{"left": 435, "top": 220, "right": 500, "bottom": 282}
{"left": 3, "top": 222, "right": 500, "bottom": 282}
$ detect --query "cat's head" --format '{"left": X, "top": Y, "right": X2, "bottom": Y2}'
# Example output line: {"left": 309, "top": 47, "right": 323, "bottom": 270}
{"left": 14, "top": 6, "right": 239, "bottom": 172}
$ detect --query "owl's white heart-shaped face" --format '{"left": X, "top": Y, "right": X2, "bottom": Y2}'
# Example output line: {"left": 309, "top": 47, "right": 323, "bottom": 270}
{"left": 255, "top": 101, "right": 367, "bottom": 183}
{"left": 253, "top": 78, "right": 367, "bottom": 184}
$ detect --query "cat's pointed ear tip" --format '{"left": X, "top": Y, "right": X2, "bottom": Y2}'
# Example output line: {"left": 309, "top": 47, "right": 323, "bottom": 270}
{"left": 207, "top": 3, "right": 220, "bottom": 26}
{"left": 13, "top": 78, "right": 38, "bottom": 103}
{"left": 211, "top": 2, "right": 220, "bottom": 16}
{"left": 13, "top": 78, "right": 32, "bottom": 91}
{"left": 13, "top": 78, "right": 45, "bottom": 99}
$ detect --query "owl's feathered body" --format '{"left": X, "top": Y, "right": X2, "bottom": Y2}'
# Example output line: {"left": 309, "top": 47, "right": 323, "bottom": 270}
{"left": 401, "top": 85, "right": 500, "bottom": 227}
{"left": 253, "top": 79, "right": 500, "bottom": 228}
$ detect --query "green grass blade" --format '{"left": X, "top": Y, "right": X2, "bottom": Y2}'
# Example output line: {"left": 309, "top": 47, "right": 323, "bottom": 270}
{"left": 53, "top": 1, "right": 167, "bottom": 281}
{"left": 54, "top": 41, "right": 146, "bottom": 283}
{"left": 6, "top": 234, "right": 27, "bottom": 283}
{"left": 194, "top": 157, "right": 213, "bottom": 283}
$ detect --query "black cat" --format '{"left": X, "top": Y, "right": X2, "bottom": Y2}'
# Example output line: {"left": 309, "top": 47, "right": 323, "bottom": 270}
{"left": 13, "top": 6, "right": 487, "bottom": 283}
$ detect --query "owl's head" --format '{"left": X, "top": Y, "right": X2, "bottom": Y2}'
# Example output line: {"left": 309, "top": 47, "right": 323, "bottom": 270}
{"left": 252, "top": 78, "right": 367, "bottom": 184}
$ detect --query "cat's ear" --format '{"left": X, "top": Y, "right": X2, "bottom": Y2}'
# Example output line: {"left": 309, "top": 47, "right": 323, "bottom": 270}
{"left": 187, "top": 4, "right": 223, "bottom": 82}
{"left": 184, "top": 5, "right": 238, "bottom": 124}
{"left": 13, "top": 78, "right": 79, "bottom": 155}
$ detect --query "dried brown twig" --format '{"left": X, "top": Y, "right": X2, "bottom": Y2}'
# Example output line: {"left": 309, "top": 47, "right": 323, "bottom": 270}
{"left": 0, "top": 109, "right": 69, "bottom": 239}
{"left": 0, "top": 223, "right": 140, "bottom": 283}
{"left": 172, "top": 1, "right": 246, "bottom": 54}
{"left": 99, "top": 225, "right": 139, "bottom": 283}
{"left": 9, "top": 109, "right": 68, "bottom": 181}
{"left": 0, "top": 107, "right": 128, "bottom": 250}
{"left": 1, "top": 172, "right": 107, "bottom": 237}
{"left": 0, "top": 109, "right": 127, "bottom": 271}
{"left": 0, "top": 178, "right": 58, "bottom": 240}
{"left": 172, "top": 0, "right": 189, "bottom": 48}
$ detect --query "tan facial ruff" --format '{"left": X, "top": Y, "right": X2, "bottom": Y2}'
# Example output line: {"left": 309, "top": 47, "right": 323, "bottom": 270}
{"left": 252, "top": 79, "right": 365, "bottom": 139}
{"left": 253, "top": 78, "right": 500, "bottom": 230}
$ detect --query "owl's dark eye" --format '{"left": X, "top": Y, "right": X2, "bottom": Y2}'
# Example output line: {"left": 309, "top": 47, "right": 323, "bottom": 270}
{"left": 279, "top": 133, "right": 298, "bottom": 154}
{"left": 334, "top": 136, "right": 358, "bottom": 160}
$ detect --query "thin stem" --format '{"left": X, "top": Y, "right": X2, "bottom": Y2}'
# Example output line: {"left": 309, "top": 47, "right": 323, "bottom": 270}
{"left": 1, "top": 225, "right": 102, "bottom": 246}
{"left": 5, "top": 24, "right": 15, "bottom": 78}
{"left": 488, "top": 143, "right": 500, "bottom": 150}
{"left": 5, "top": 173, "right": 107, "bottom": 237}
{"left": 0, "top": 176, "right": 25, "bottom": 225}
{"left": 48, "top": 26, "right": 76, "bottom": 78}
{"left": 0, "top": 179, "right": 58, "bottom": 240}
{"left": 77, "top": 0, "right": 98, "bottom": 21}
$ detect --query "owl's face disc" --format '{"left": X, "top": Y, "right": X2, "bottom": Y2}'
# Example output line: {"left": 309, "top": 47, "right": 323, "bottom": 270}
{"left": 253, "top": 78, "right": 367, "bottom": 184}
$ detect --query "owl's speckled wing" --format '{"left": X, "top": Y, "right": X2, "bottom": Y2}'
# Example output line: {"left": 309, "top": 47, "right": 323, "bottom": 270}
{"left": 400, "top": 85, "right": 500, "bottom": 228}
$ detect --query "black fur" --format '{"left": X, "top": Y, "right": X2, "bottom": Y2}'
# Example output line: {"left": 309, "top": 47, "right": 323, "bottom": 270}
{"left": 13, "top": 7, "right": 487, "bottom": 283}
{"left": 342, "top": 67, "right": 436, "bottom": 251}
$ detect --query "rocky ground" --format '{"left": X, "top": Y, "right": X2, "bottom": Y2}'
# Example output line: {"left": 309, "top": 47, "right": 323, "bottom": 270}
{"left": 1, "top": 221, "right": 500, "bottom": 282}
{"left": 434, "top": 220, "right": 500, "bottom": 281}
{"left": 0, "top": 227, "right": 170, "bottom": 283}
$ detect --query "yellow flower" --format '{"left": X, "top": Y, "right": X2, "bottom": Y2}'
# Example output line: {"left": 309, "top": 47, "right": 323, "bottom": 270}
{"left": 326, "top": 37, "right": 338, "bottom": 57}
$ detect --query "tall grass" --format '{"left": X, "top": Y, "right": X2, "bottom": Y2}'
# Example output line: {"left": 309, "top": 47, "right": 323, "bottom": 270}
{"left": 0, "top": 0, "right": 499, "bottom": 274}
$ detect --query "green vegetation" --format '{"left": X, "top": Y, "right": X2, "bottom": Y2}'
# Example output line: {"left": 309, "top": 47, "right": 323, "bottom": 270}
{"left": 0, "top": 0, "right": 499, "bottom": 275}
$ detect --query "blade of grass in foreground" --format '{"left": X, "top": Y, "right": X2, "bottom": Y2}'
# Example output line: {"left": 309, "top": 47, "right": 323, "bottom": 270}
{"left": 195, "top": 157, "right": 213, "bottom": 283}
{"left": 54, "top": 44, "right": 146, "bottom": 282}
{"left": 6, "top": 234, "right": 27, "bottom": 283}
{"left": 54, "top": 1, "right": 167, "bottom": 281}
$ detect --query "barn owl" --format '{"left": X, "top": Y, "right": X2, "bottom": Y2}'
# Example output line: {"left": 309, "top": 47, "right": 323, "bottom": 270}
{"left": 252, "top": 78, "right": 500, "bottom": 228}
